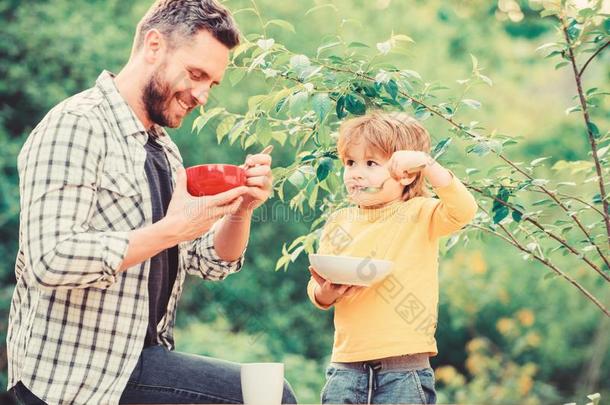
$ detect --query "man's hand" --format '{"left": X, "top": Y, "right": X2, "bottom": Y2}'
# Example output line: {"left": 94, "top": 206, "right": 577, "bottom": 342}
{"left": 239, "top": 152, "right": 273, "bottom": 213}
{"left": 309, "top": 266, "right": 365, "bottom": 307}
{"left": 164, "top": 166, "right": 249, "bottom": 243}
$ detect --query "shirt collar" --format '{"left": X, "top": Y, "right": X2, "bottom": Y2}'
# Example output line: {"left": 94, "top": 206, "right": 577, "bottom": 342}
{"left": 95, "top": 70, "right": 169, "bottom": 141}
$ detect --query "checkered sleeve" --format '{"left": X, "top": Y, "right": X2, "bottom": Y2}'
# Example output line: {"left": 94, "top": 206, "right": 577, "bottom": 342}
{"left": 19, "top": 110, "right": 130, "bottom": 290}
{"left": 183, "top": 226, "right": 245, "bottom": 281}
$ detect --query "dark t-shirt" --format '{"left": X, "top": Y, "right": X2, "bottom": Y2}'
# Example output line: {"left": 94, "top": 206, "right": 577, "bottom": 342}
{"left": 143, "top": 134, "right": 178, "bottom": 347}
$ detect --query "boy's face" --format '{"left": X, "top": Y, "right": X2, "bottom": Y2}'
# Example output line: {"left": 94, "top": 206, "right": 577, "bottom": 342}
{"left": 342, "top": 139, "right": 406, "bottom": 208}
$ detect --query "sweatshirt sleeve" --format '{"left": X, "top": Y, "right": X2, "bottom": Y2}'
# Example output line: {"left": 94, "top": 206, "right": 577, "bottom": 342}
{"left": 425, "top": 171, "right": 478, "bottom": 239}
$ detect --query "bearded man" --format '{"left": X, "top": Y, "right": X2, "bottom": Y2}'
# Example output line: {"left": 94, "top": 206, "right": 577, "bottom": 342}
{"left": 6, "top": 1, "right": 297, "bottom": 404}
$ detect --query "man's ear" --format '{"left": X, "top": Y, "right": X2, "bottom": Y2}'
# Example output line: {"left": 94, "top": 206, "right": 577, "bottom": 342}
{"left": 399, "top": 174, "right": 417, "bottom": 186}
{"left": 143, "top": 29, "right": 165, "bottom": 63}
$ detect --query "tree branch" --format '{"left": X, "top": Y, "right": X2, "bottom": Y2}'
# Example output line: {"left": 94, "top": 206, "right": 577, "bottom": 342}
{"left": 560, "top": 15, "right": 610, "bottom": 247}
{"left": 310, "top": 59, "right": 606, "bottom": 257}
{"left": 470, "top": 223, "right": 609, "bottom": 317}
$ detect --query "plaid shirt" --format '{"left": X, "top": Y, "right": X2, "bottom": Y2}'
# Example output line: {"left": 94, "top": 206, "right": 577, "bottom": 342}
{"left": 7, "top": 70, "right": 245, "bottom": 405}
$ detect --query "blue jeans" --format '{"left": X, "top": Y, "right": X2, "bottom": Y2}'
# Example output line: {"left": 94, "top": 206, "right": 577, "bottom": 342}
{"left": 119, "top": 345, "right": 298, "bottom": 404}
{"left": 321, "top": 364, "right": 436, "bottom": 404}
{"left": 9, "top": 346, "right": 298, "bottom": 404}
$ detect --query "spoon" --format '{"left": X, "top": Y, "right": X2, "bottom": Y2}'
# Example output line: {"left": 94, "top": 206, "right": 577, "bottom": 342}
{"left": 243, "top": 145, "right": 274, "bottom": 170}
{"left": 361, "top": 163, "right": 427, "bottom": 193}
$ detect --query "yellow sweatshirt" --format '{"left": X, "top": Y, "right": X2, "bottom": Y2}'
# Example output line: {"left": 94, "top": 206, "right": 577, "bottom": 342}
{"left": 307, "top": 172, "right": 477, "bottom": 362}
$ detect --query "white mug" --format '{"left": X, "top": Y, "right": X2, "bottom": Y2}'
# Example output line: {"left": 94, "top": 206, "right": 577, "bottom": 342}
{"left": 240, "top": 362, "right": 284, "bottom": 405}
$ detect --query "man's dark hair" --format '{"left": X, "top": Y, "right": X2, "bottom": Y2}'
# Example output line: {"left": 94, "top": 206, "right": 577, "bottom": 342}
{"left": 134, "top": 0, "right": 240, "bottom": 51}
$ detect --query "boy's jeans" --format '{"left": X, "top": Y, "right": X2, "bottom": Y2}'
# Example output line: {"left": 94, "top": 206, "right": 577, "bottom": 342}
{"left": 321, "top": 361, "right": 436, "bottom": 404}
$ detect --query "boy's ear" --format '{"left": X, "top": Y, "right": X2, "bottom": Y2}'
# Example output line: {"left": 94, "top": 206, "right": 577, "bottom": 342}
{"left": 399, "top": 174, "right": 417, "bottom": 186}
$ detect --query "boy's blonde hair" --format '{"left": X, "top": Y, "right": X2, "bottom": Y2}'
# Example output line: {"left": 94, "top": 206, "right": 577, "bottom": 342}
{"left": 337, "top": 111, "right": 432, "bottom": 201}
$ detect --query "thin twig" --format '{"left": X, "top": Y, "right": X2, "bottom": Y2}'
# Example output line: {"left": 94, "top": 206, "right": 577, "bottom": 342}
{"left": 466, "top": 182, "right": 610, "bottom": 282}
{"left": 579, "top": 40, "right": 610, "bottom": 78}
{"left": 470, "top": 223, "right": 609, "bottom": 317}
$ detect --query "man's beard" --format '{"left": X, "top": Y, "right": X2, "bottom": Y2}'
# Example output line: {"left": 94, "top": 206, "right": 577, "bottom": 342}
{"left": 142, "top": 67, "right": 176, "bottom": 128}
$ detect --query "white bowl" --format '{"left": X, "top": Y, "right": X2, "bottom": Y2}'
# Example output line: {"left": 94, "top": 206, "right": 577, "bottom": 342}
{"left": 308, "top": 254, "right": 394, "bottom": 287}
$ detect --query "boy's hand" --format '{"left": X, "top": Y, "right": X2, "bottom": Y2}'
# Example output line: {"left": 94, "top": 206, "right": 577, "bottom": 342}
{"left": 388, "top": 150, "right": 434, "bottom": 180}
{"left": 309, "top": 266, "right": 365, "bottom": 307}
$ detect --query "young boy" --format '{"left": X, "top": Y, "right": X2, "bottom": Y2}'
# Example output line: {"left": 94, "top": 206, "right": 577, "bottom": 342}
{"left": 307, "top": 111, "right": 477, "bottom": 404}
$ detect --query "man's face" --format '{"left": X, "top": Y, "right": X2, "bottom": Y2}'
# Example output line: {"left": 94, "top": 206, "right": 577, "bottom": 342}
{"left": 142, "top": 29, "right": 230, "bottom": 128}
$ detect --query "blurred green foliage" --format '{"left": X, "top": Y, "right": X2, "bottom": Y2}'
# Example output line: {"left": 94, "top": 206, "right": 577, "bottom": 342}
{"left": 0, "top": 0, "right": 608, "bottom": 403}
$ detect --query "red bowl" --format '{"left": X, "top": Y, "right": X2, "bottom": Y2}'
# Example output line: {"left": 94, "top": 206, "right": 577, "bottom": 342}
{"left": 186, "top": 164, "right": 246, "bottom": 196}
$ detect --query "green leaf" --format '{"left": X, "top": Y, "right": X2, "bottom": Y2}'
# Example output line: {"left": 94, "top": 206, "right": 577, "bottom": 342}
{"left": 290, "top": 54, "right": 311, "bottom": 70}
{"left": 288, "top": 169, "right": 306, "bottom": 188}
{"left": 578, "top": 8, "right": 595, "bottom": 18}
{"left": 414, "top": 108, "right": 431, "bottom": 121}
{"left": 228, "top": 68, "right": 246, "bottom": 87}
{"left": 587, "top": 121, "right": 600, "bottom": 138}
{"left": 530, "top": 157, "right": 550, "bottom": 167}
{"left": 248, "top": 94, "right": 267, "bottom": 110}
{"left": 376, "top": 40, "right": 392, "bottom": 55}
{"left": 244, "top": 134, "right": 257, "bottom": 149}
{"left": 400, "top": 70, "right": 422, "bottom": 81}
{"left": 555, "top": 61, "right": 569, "bottom": 70}
{"left": 565, "top": 105, "right": 581, "bottom": 115}
{"left": 384, "top": 80, "right": 399, "bottom": 100}
{"left": 216, "top": 116, "right": 236, "bottom": 143}
{"left": 470, "top": 54, "right": 479, "bottom": 71}
{"left": 512, "top": 209, "right": 523, "bottom": 222}
{"left": 543, "top": 271, "right": 559, "bottom": 280}
{"left": 392, "top": 34, "right": 414, "bottom": 43}
{"left": 288, "top": 91, "right": 309, "bottom": 116}
{"left": 445, "top": 234, "right": 460, "bottom": 251}
{"left": 192, "top": 107, "right": 224, "bottom": 133}
{"left": 461, "top": 99, "right": 482, "bottom": 109}
{"left": 308, "top": 184, "right": 319, "bottom": 209}
{"left": 347, "top": 41, "right": 370, "bottom": 48}
{"left": 272, "top": 131, "right": 287, "bottom": 146}
{"left": 531, "top": 178, "right": 549, "bottom": 186}
{"left": 540, "top": 9, "right": 559, "bottom": 18}
{"left": 493, "top": 205, "right": 509, "bottom": 224}
{"left": 316, "top": 157, "right": 333, "bottom": 181}
{"left": 566, "top": 20, "right": 581, "bottom": 41}
{"left": 535, "top": 42, "right": 560, "bottom": 52}
{"left": 256, "top": 38, "right": 275, "bottom": 51}
{"left": 552, "top": 160, "right": 595, "bottom": 174}
{"left": 317, "top": 41, "right": 342, "bottom": 56}
{"left": 275, "top": 254, "right": 291, "bottom": 271}
{"left": 312, "top": 93, "right": 332, "bottom": 122}
{"left": 492, "top": 186, "right": 510, "bottom": 224}
{"left": 265, "top": 19, "right": 295, "bottom": 33}
{"left": 255, "top": 119, "right": 273, "bottom": 146}
{"left": 305, "top": 3, "right": 338, "bottom": 15}
{"left": 228, "top": 120, "right": 248, "bottom": 144}
{"left": 468, "top": 142, "right": 491, "bottom": 156}
{"left": 336, "top": 96, "right": 347, "bottom": 119}
{"left": 345, "top": 94, "right": 366, "bottom": 115}
{"left": 432, "top": 138, "right": 452, "bottom": 160}
{"left": 478, "top": 74, "right": 493, "bottom": 87}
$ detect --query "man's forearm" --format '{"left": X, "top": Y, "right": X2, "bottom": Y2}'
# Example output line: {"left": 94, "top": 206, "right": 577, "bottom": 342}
{"left": 213, "top": 207, "right": 252, "bottom": 261}
{"left": 119, "top": 219, "right": 180, "bottom": 272}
